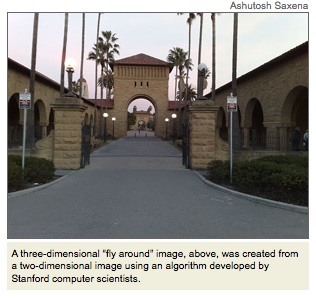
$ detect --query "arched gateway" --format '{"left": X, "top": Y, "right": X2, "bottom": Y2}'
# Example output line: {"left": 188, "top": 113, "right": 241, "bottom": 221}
{"left": 110, "top": 53, "right": 173, "bottom": 138}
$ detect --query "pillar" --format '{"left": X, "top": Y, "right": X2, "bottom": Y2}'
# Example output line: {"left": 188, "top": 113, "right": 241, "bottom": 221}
{"left": 188, "top": 100, "right": 219, "bottom": 169}
{"left": 51, "top": 97, "right": 87, "bottom": 169}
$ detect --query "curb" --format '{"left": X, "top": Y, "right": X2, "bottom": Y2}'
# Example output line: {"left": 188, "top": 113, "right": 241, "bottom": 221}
{"left": 8, "top": 170, "right": 76, "bottom": 198}
{"left": 193, "top": 171, "right": 308, "bottom": 214}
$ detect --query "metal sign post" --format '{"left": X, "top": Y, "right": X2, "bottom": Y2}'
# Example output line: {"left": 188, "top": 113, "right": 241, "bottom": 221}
{"left": 227, "top": 93, "right": 237, "bottom": 184}
{"left": 19, "top": 89, "right": 31, "bottom": 179}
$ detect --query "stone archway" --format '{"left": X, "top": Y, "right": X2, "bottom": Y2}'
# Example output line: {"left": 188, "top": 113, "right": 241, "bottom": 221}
{"left": 34, "top": 99, "right": 47, "bottom": 140}
{"left": 8, "top": 93, "right": 22, "bottom": 148}
{"left": 216, "top": 107, "right": 228, "bottom": 141}
{"left": 280, "top": 86, "right": 308, "bottom": 150}
{"left": 127, "top": 95, "right": 157, "bottom": 134}
{"left": 110, "top": 53, "right": 172, "bottom": 138}
{"left": 244, "top": 98, "right": 266, "bottom": 149}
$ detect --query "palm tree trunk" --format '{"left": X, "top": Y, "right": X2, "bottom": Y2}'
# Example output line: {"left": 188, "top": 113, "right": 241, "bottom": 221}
{"left": 211, "top": 13, "right": 216, "bottom": 101}
{"left": 94, "top": 13, "right": 101, "bottom": 136}
{"left": 198, "top": 13, "right": 203, "bottom": 65}
{"left": 79, "top": 13, "right": 85, "bottom": 99}
{"left": 60, "top": 13, "right": 68, "bottom": 97}
{"left": 100, "top": 65, "right": 104, "bottom": 137}
{"left": 232, "top": 12, "right": 241, "bottom": 149}
{"left": 232, "top": 13, "right": 238, "bottom": 96}
{"left": 26, "top": 12, "right": 39, "bottom": 149}
{"left": 183, "top": 22, "right": 191, "bottom": 124}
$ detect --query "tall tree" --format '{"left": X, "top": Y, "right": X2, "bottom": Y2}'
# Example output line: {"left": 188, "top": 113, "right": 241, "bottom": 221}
{"left": 98, "top": 68, "right": 114, "bottom": 98}
{"left": 197, "top": 13, "right": 204, "bottom": 65}
{"left": 177, "top": 83, "right": 197, "bottom": 101}
{"left": 167, "top": 47, "right": 189, "bottom": 107}
{"left": 79, "top": 13, "right": 85, "bottom": 99}
{"left": 60, "top": 13, "right": 68, "bottom": 97}
{"left": 211, "top": 13, "right": 216, "bottom": 101}
{"left": 88, "top": 35, "right": 107, "bottom": 135}
{"left": 167, "top": 47, "right": 192, "bottom": 135}
{"left": 100, "top": 30, "right": 120, "bottom": 109}
{"left": 232, "top": 12, "right": 241, "bottom": 149}
{"left": 93, "top": 13, "right": 101, "bottom": 136}
{"left": 26, "top": 12, "right": 39, "bottom": 149}
{"left": 87, "top": 30, "right": 119, "bottom": 137}
{"left": 184, "top": 13, "right": 196, "bottom": 116}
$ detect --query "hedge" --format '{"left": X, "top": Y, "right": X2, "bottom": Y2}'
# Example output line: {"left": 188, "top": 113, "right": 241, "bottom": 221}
{"left": 8, "top": 155, "right": 55, "bottom": 192}
{"left": 207, "top": 155, "right": 308, "bottom": 206}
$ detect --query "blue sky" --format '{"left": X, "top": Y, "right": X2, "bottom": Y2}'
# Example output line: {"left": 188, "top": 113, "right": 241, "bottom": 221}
{"left": 7, "top": 12, "right": 308, "bottom": 111}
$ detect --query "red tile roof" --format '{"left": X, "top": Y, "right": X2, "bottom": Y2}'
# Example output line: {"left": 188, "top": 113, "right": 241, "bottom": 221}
{"left": 85, "top": 99, "right": 114, "bottom": 109}
{"left": 114, "top": 53, "right": 169, "bottom": 66}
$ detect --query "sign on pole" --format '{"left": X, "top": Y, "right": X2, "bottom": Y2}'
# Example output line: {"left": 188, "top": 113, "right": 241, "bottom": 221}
{"left": 19, "top": 91, "right": 31, "bottom": 109}
{"left": 19, "top": 89, "right": 31, "bottom": 180}
{"left": 227, "top": 93, "right": 237, "bottom": 184}
{"left": 227, "top": 95, "right": 237, "bottom": 112}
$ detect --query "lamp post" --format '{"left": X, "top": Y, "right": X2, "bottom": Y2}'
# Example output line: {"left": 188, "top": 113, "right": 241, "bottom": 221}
{"left": 64, "top": 58, "right": 77, "bottom": 97}
{"left": 103, "top": 112, "right": 108, "bottom": 142}
{"left": 172, "top": 113, "right": 177, "bottom": 142}
{"left": 112, "top": 117, "right": 116, "bottom": 140}
{"left": 165, "top": 118, "right": 169, "bottom": 140}
{"left": 197, "top": 63, "right": 208, "bottom": 100}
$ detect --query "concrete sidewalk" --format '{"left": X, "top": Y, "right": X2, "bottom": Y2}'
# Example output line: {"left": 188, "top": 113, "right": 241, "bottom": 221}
{"left": 7, "top": 136, "right": 308, "bottom": 239}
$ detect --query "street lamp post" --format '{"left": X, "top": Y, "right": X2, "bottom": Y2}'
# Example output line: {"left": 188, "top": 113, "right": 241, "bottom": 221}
{"left": 165, "top": 118, "right": 169, "bottom": 140}
{"left": 112, "top": 117, "right": 116, "bottom": 140}
{"left": 197, "top": 63, "right": 208, "bottom": 100}
{"left": 64, "top": 58, "right": 77, "bottom": 97}
{"left": 103, "top": 112, "right": 108, "bottom": 142}
{"left": 172, "top": 113, "right": 177, "bottom": 142}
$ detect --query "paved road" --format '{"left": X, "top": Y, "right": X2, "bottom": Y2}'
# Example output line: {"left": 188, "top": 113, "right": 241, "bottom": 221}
{"left": 7, "top": 134, "right": 308, "bottom": 239}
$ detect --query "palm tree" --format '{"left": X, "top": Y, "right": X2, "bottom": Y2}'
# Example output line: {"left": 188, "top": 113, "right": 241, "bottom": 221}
{"left": 211, "top": 13, "right": 216, "bottom": 101}
{"left": 87, "top": 30, "right": 119, "bottom": 137}
{"left": 93, "top": 13, "right": 101, "bottom": 136}
{"left": 26, "top": 12, "right": 39, "bottom": 149}
{"left": 177, "top": 83, "right": 197, "bottom": 101}
{"left": 87, "top": 36, "right": 107, "bottom": 135}
{"left": 197, "top": 13, "right": 203, "bottom": 65}
{"left": 183, "top": 13, "right": 196, "bottom": 113}
{"left": 60, "top": 13, "right": 68, "bottom": 97}
{"left": 79, "top": 13, "right": 85, "bottom": 99}
{"left": 167, "top": 47, "right": 192, "bottom": 135}
{"left": 100, "top": 30, "right": 119, "bottom": 140}
{"left": 100, "top": 31, "right": 120, "bottom": 103}
{"left": 97, "top": 68, "right": 114, "bottom": 98}
{"left": 167, "top": 47, "right": 190, "bottom": 106}
{"left": 232, "top": 12, "right": 241, "bottom": 149}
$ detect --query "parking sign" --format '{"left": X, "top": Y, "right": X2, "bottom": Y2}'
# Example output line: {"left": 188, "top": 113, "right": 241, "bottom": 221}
{"left": 227, "top": 95, "right": 237, "bottom": 112}
{"left": 19, "top": 92, "right": 31, "bottom": 109}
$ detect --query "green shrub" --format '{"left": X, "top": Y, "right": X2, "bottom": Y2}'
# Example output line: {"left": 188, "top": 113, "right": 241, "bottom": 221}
{"left": 207, "top": 160, "right": 230, "bottom": 182}
{"left": 23, "top": 156, "right": 55, "bottom": 183}
{"left": 8, "top": 158, "right": 25, "bottom": 192}
{"left": 207, "top": 155, "right": 308, "bottom": 206}
{"left": 8, "top": 155, "right": 55, "bottom": 192}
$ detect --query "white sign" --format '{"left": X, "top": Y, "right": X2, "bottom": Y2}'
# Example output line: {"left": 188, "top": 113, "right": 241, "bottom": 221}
{"left": 227, "top": 96, "right": 237, "bottom": 112}
{"left": 19, "top": 92, "right": 31, "bottom": 109}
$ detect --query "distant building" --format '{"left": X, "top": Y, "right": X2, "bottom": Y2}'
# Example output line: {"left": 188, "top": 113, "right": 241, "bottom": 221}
{"left": 130, "top": 106, "right": 154, "bottom": 130}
